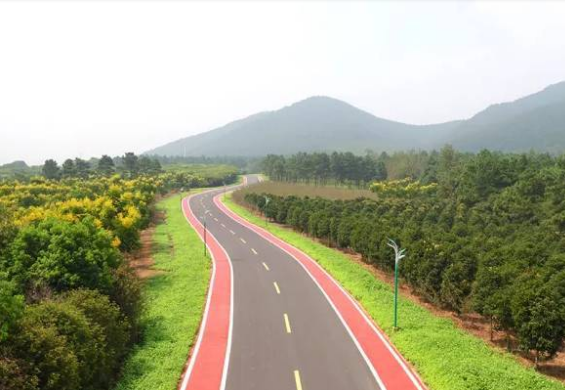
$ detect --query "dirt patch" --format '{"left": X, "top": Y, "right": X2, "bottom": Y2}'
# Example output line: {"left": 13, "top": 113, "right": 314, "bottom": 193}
{"left": 128, "top": 209, "right": 166, "bottom": 280}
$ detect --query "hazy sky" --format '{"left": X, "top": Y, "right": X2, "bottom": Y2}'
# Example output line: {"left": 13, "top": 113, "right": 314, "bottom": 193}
{"left": 1, "top": 1, "right": 565, "bottom": 165}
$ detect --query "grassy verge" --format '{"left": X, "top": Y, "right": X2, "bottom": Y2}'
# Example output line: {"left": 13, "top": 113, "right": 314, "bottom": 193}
{"left": 223, "top": 193, "right": 565, "bottom": 390}
{"left": 115, "top": 192, "right": 209, "bottom": 390}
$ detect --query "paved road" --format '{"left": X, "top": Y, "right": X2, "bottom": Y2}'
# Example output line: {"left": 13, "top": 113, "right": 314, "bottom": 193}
{"left": 181, "top": 175, "right": 424, "bottom": 390}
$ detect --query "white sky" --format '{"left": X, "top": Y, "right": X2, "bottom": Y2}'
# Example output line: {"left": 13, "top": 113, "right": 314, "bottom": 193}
{"left": 1, "top": 1, "right": 565, "bottom": 165}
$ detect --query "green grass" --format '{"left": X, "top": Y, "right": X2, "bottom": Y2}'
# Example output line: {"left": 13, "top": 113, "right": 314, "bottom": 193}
{"left": 223, "top": 194, "right": 565, "bottom": 390}
{"left": 115, "top": 192, "right": 210, "bottom": 390}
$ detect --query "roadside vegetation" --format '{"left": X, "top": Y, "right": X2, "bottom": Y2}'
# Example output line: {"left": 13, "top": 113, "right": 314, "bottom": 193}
{"left": 0, "top": 154, "right": 237, "bottom": 390}
{"left": 114, "top": 193, "right": 209, "bottom": 390}
{"left": 250, "top": 147, "right": 565, "bottom": 369}
{"left": 225, "top": 193, "right": 565, "bottom": 390}
{"left": 163, "top": 163, "right": 239, "bottom": 186}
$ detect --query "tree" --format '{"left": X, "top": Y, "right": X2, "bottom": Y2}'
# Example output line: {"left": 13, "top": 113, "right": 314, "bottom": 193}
{"left": 61, "top": 159, "right": 76, "bottom": 178}
{"left": 0, "top": 205, "right": 16, "bottom": 259}
{"left": 511, "top": 279, "right": 565, "bottom": 367}
{"left": 10, "top": 311, "right": 80, "bottom": 390}
{"left": 41, "top": 160, "right": 60, "bottom": 180}
{"left": 22, "top": 299, "right": 106, "bottom": 390}
{"left": 138, "top": 156, "right": 153, "bottom": 174}
{"left": 0, "top": 280, "right": 24, "bottom": 341}
{"left": 62, "top": 289, "right": 130, "bottom": 388}
{"left": 97, "top": 155, "right": 115, "bottom": 176}
{"left": 122, "top": 152, "right": 139, "bottom": 178}
{"left": 74, "top": 158, "right": 90, "bottom": 179}
{"left": 4, "top": 217, "right": 122, "bottom": 296}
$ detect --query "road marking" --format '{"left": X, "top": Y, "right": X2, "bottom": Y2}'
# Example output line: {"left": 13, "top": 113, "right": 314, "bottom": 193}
{"left": 251, "top": 248, "right": 258, "bottom": 255}
{"left": 262, "top": 262, "right": 269, "bottom": 271}
{"left": 214, "top": 218, "right": 219, "bottom": 222}
{"left": 221, "top": 223, "right": 226, "bottom": 228}
{"left": 240, "top": 238, "right": 247, "bottom": 244}
{"left": 284, "top": 313, "right": 292, "bottom": 334}
{"left": 273, "top": 281, "right": 280, "bottom": 294}
{"left": 229, "top": 230, "right": 235, "bottom": 235}
{"left": 294, "top": 370, "right": 303, "bottom": 390}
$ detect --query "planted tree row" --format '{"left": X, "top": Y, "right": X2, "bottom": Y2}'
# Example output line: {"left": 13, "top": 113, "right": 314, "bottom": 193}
{"left": 244, "top": 148, "right": 565, "bottom": 367}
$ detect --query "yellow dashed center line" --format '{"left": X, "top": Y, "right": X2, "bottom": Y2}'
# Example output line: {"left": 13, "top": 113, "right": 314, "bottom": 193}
{"left": 251, "top": 248, "right": 258, "bottom": 255}
{"left": 240, "top": 238, "right": 247, "bottom": 244}
{"left": 273, "top": 281, "right": 280, "bottom": 294}
{"left": 284, "top": 313, "right": 292, "bottom": 334}
{"left": 294, "top": 370, "right": 303, "bottom": 390}
{"left": 262, "top": 262, "right": 269, "bottom": 271}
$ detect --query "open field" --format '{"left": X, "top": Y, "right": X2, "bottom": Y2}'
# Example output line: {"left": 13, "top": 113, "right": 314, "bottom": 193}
{"left": 223, "top": 193, "right": 565, "bottom": 390}
{"left": 115, "top": 191, "right": 210, "bottom": 390}
{"left": 234, "top": 181, "right": 378, "bottom": 201}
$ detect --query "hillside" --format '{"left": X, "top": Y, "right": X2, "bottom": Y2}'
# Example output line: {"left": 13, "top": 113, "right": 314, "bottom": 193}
{"left": 450, "top": 82, "right": 565, "bottom": 152}
{"left": 146, "top": 97, "right": 459, "bottom": 156}
{"left": 147, "top": 81, "right": 565, "bottom": 156}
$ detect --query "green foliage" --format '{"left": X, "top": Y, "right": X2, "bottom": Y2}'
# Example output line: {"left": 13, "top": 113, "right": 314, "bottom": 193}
{"left": 244, "top": 149, "right": 565, "bottom": 367}
{"left": 225, "top": 193, "right": 565, "bottom": 390}
{"left": 4, "top": 217, "right": 121, "bottom": 295}
{"left": 0, "top": 160, "right": 236, "bottom": 389}
{"left": 97, "top": 155, "right": 115, "bottom": 176}
{"left": 0, "top": 280, "right": 24, "bottom": 341}
{"left": 41, "top": 160, "right": 60, "bottom": 180}
{"left": 163, "top": 163, "right": 239, "bottom": 187}
{"left": 63, "top": 289, "right": 131, "bottom": 387}
{"left": 262, "top": 151, "right": 387, "bottom": 186}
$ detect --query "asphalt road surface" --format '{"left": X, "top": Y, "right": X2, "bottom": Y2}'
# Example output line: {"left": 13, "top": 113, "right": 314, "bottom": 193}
{"left": 184, "top": 175, "right": 423, "bottom": 390}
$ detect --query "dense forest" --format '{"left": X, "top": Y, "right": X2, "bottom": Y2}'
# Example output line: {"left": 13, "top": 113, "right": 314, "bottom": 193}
{"left": 244, "top": 147, "right": 565, "bottom": 366}
{"left": 0, "top": 155, "right": 238, "bottom": 389}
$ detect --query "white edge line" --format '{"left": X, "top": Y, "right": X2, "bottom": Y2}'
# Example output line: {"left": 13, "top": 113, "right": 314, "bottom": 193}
{"left": 180, "top": 190, "right": 235, "bottom": 390}
{"left": 215, "top": 194, "right": 426, "bottom": 390}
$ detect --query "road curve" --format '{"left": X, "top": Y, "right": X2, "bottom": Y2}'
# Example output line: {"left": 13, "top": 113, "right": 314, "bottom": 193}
{"left": 180, "top": 175, "right": 426, "bottom": 390}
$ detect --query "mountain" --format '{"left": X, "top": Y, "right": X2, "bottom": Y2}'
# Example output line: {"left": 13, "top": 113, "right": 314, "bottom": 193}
{"left": 450, "top": 81, "right": 565, "bottom": 152}
{"left": 146, "top": 82, "right": 565, "bottom": 156}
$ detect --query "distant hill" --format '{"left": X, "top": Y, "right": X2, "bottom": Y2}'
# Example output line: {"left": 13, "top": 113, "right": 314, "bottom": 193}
{"left": 0, "top": 160, "right": 39, "bottom": 179}
{"left": 146, "top": 81, "right": 565, "bottom": 156}
{"left": 450, "top": 81, "right": 565, "bottom": 152}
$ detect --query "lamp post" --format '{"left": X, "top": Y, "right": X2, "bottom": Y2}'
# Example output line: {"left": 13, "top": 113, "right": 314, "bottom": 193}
{"left": 387, "top": 238, "right": 406, "bottom": 330}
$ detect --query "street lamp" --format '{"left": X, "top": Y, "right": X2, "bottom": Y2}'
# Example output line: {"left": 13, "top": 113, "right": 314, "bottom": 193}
{"left": 387, "top": 238, "right": 406, "bottom": 330}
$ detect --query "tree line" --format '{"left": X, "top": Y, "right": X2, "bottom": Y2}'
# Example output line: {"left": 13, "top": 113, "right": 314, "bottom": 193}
{"left": 245, "top": 147, "right": 565, "bottom": 367}
{"left": 261, "top": 152, "right": 387, "bottom": 186}
{"left": 41, "top": 152, "right": 162, "bottom": 180}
